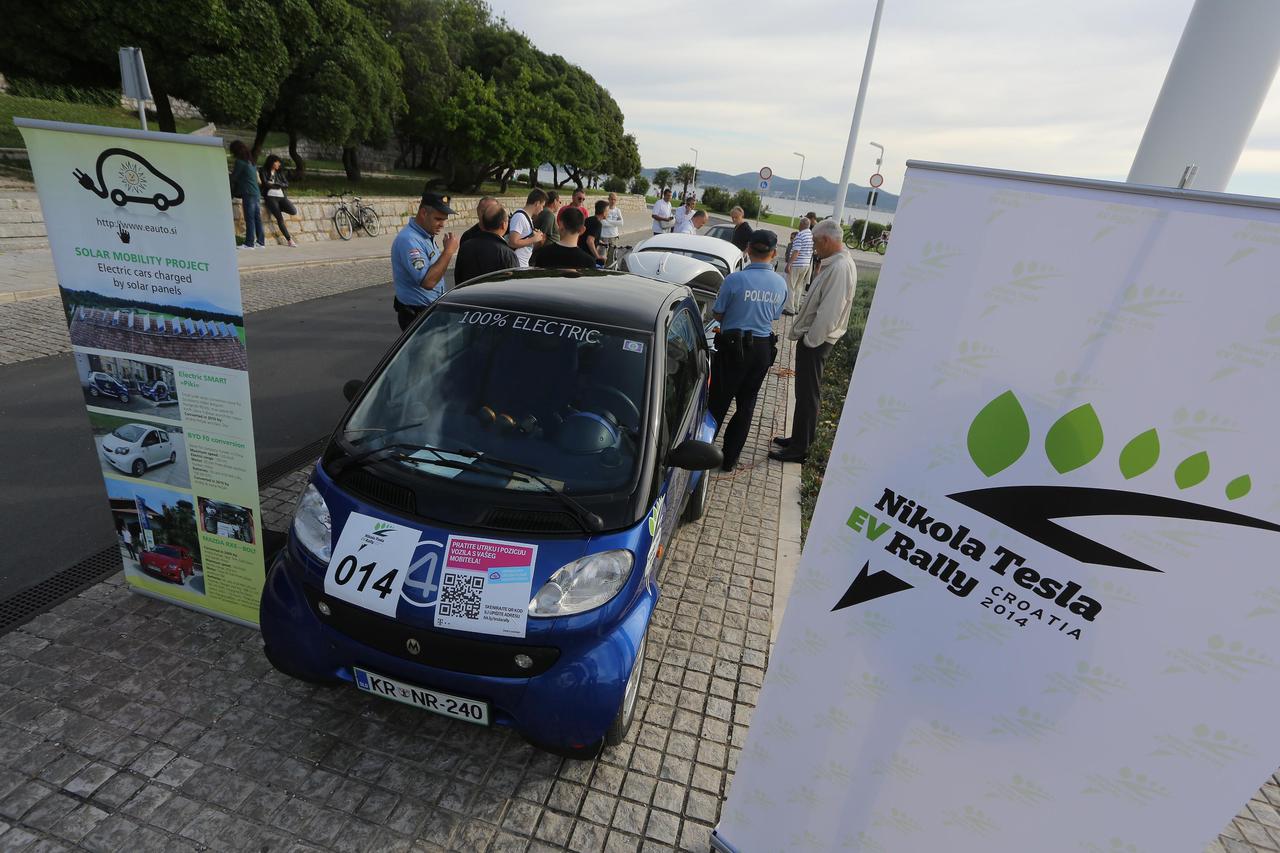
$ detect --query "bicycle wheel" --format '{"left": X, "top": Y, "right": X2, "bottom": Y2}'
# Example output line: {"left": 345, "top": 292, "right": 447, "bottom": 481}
{"left": 843, "top": 231, "right": 858, "bottom": 249}
{"left": 858, "top": 239, "right": 875, "bottom": 252}
{"left": 333, "top": 208, "right": 354, "bottom": 240}
{"left": 359, "top": 207, "right": 382, "bottom": 237}
{"left": 875, "top": 239, "right": 887, "bottom": 255}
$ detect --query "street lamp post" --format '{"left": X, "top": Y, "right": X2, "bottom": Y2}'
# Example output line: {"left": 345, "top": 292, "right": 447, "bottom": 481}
{"left": 790, "top": 152, "right": 806, "bottom": 229}
{"left": 859, "top": 142, "right": 884, "bottom": 246}
{"left": 689, "top": 147, "right": 699, "bottom": 199}
{"left": 831, "top": 0, "right": 886, "bottom": 226}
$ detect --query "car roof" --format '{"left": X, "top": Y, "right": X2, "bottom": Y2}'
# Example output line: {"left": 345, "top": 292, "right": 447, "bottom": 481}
{"left": 443, "top": 268, "right": 686, "bottom": 331}
{"left": 633, "top": 233, "right": 743, "bottom": 268}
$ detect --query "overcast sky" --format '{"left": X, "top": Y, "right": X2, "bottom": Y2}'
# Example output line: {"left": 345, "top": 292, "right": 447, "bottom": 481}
{"left": 492, "top": 0, "right": 1280, "bottom": 198}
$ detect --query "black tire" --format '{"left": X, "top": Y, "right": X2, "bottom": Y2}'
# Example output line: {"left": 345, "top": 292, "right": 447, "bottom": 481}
{"left": 843, "top": 231, "right": 858, "bottom": 249}
{"left": 360, "top": 208, "right": 382, "bottom": 237}
{"left": 876, "top": 240, "right": 887, "bottom": 255}
{"left": 605, "top": 635, "right": 646, "bottom": 746}
{"left": 131, "top": 459, "right": 146, "bottom": 477}
{"left": 681, "top": 470, "right": 709, "bottom": 524}
{"left": 154, "top": 195, "right": 169, "bottom": 211}
{"left": 110, "top": 189, "right": 126, "bottom": 206}
{"left": 858, "top": 239, "right": 874, "bottom": 252}
{"left": 169, "top": 451, "right": 176, "bottom": 464}
{"left": 119, "top": 393, "right": 129, "bottom": 404}
{"left": 89, "top": 387, "right": 99, "bottom": 397}
{"left": 333, "top": 208, "right": 354, "bottom": 240}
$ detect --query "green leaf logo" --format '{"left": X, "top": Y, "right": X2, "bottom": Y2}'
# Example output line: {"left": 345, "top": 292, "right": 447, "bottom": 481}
{"left": 1174, "top": 451, "right": 1210, "bottom": 489}
{"left": 1044, "top": 404, "right": 1104, "bottom": 473}
{"left": 1118, "top": 429, "right": 1159, "bottom": 480}
{"left": 1225, "top": 474, "right": 1251, "bottom": 500}
{"left": 967, "top": 391, "right": 1030, "bottom": 476}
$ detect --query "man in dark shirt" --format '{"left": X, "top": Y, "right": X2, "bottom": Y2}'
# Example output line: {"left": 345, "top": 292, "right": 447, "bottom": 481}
{"left": 730, "top": 205, "right": 752, "bottom": 252}
{"left": 532, "top": 206, "right": 597, "bottom": 269}
{"left": 460, "top": 196, "right": 497, "bottom": 243}
{"left": 455, "top": 204, "right": 518, "bottom": 283}
{"left": 534, "top": 190, "right": 561, "bottom": 243}
{"left": 581, "top": 199, "right": 608, "bottom": 262}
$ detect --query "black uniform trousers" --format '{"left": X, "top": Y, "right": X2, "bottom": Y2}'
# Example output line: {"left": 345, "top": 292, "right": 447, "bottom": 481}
{"left": 709, "top": 333, "right": 777, "bottom": 468}
{"left": 790, "top": 340, "right": 834, "bottom": 454}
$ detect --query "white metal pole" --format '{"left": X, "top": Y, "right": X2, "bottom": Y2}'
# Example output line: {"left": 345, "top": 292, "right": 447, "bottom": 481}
{"left": 832, "top": 0, "right": 886, "bottom": 226}
{"left": 1127, "top": 0, "right": 1280, "bottom": 191}
{"left": 790, "top": 152, "right": 806, "bottom": 229}
{"left": 860, "top": 142, "right": 884, "bottom": 245}
{"left": 690, "top": 147, "right": 699, "bottom": 200}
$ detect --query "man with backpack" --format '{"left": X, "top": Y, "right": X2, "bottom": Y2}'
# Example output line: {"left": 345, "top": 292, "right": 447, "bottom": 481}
{"left": 506, "top": 189, "right": 548, "bottom": 268}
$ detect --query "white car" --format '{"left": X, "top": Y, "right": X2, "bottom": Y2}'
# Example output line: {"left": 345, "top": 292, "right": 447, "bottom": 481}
{"left": 629, "top": 232, "right": 748, "bottom": 278}
{"left": 619, "top": 250, "right": 724, "bottom": 349}
{"left": 101, "top": 423, "right": 176, "bottom": 477}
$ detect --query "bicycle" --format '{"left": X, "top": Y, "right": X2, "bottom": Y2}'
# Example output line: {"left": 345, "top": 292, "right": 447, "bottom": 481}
{"left": 859, "top": 231, "right": 889, "bottom": 255}
{"left": 330, "top": 194, "right": 382, "bottom": 240}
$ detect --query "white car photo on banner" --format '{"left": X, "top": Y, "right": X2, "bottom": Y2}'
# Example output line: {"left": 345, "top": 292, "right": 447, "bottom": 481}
{"left": 716, "top": 162, "right": 1280, "bottom": 852}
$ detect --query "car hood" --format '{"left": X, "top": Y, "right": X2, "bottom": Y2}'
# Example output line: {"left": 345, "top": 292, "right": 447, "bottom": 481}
{"left": 620, "top": 251, "right": 722, "bottom": 297}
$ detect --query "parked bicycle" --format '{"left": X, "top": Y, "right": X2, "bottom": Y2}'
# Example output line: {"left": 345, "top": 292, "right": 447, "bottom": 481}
{"left": 330, "top": 194, "right": 382, "bottom": 240}
{"left": 844, "top": 227, "right": 889, "bottom": 255}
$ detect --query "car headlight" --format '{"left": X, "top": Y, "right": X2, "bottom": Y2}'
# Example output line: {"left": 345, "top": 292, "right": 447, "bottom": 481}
{"left": 291, "top": 484, "right": 332, "bottom": 561}
{"left": 115, "top": 447, "right": 131, "bottom": 455}
{"left": 528, "top": 550, "right": 633, "bottom": 617}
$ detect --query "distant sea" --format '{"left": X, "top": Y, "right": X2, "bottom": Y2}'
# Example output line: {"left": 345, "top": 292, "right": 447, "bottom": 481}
{"left": 760, "top": 195, "right": 895, "bottom": 226}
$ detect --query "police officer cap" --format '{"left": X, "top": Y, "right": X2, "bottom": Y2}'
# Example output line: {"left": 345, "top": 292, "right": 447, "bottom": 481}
{"left": 748, "top": 229, "right": 777, "bottom": 251}
{"left": 419, "top": 191, "right": 457, "bottom": 215}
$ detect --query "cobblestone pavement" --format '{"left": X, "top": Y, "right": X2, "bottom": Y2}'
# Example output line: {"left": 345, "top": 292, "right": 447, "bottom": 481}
{"left": 0, "top": 334, "right": 793, "bottom": 852}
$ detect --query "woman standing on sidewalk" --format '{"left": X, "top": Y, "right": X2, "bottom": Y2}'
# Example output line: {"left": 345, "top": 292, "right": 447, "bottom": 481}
{"left": 229, "top": 141, "right": 264, "bottom": 250}
{"left": 260, "top": 155, "right": 298, "bottom": 247}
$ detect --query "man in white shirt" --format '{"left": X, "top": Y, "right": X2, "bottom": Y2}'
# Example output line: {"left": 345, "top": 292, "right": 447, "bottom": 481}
{"left": 673, "top": 195, "right": 697, "bottom": 233}
{"left": 675, "top": 209, "right": 705, "bottom": 234}
{"left": 506, "top": 188, "right": 547, "bottom": 268}
{"left": 651, "top": 188, "right": 674, "bottom": 233}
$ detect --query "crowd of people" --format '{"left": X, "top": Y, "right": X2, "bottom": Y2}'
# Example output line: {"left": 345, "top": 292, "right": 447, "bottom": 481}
{"left": 391, "top": 186, "right": 858, "bottom": 474}
{"left": 228, "top": 141, "right": 300, "bottom": 249}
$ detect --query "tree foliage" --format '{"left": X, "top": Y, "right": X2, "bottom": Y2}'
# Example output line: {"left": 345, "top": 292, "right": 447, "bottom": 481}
{"left": 629, "top": 175, "right": 650, "bottom": 195}
{"left": 674, "top": 163, "right": 696, "bottom": 198}
{"left": 653, "top": 169, "right": 673, "bottom": 193}
{"left": 701, "top": 186, "right": 733, "bottom": 213}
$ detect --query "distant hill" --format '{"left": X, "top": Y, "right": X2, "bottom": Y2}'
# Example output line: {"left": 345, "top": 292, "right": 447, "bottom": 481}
{"left": 641, "top": 167, "right": 898, "bottom": 212}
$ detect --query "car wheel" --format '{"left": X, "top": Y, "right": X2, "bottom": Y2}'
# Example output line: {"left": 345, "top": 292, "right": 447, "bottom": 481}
{"left": 89, "top": 387, "right": 99, "bottom": 397}
{"left": 169, "top": 451, "right": 176, "bottom": 464}
{"left": 120, "top": 393, "right": 130, "bottom": 404}
{"left": 681, "top": 471, "right": 709, "bottom": 524}
{"left": 131, "top": 459, "right": 146, "bottom": 477}
{"left": 605, "top": 634, "right": 647, "bottom": 746}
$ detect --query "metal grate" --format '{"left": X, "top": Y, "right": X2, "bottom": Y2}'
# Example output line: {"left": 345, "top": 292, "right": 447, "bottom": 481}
{"left": 481, "top": 507, "right": 582, "bottom": 533}
{"left": 0, "top": 435, "right": 330, "bottom": 637}
{"left": 338, "top": 468, "right": 417, "bottom": 515}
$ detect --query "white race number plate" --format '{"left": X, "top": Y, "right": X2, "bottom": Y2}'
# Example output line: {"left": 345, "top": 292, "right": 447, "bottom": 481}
{"left": 353, "top": 667, "right": 489, "bottom": 725}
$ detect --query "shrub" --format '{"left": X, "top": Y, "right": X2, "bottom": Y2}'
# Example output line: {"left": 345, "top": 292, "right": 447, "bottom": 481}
{"left": 731, "top": 189, "right": 761, "bottom": 218}
{"left": 602, "top": 176, "right": 628, "bottom": 193}
{"left": 847, "top": 219, "right": 887, "bottom": 241}
{"left": 515, "top": 173, "right": 529, "bottom": 183}
{"left": 628, "top": 175, "right": 650, "bottom": 195}
{"left": 700, "top": 186, "right": 732, "bottom": 213}
{"left": 6, "top": 77, "right": 119, "bottom": 107}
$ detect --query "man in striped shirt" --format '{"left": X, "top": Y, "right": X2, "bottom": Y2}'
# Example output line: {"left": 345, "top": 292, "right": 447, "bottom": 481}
{"left": 784, "top": 217, "right": 814, "bottom": 315}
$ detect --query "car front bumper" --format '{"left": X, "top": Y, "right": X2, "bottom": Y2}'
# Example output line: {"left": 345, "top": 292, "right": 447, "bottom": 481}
{"left": 259, "top": 545, "right": 653, "bottom": 753}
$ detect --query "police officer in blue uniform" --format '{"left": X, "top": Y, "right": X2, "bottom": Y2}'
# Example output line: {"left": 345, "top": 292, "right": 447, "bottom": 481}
{"left": 392, "top": 191, "right": 459, "bottom": 330}
{"left": 709, "top": 229, "right": 789, "bottom": 471}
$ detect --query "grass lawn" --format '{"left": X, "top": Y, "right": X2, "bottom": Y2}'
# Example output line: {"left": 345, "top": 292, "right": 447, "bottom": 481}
{"left": 798, "top": 267, "right": 879, "bottom": 541}
{"left": 0, "top": 94, "right": 206, "bottom": 147}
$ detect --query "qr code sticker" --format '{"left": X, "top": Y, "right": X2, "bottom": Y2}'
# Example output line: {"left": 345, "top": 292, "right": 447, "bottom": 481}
{"left": 439, "top": 573, "right": 484, "bottom": 620}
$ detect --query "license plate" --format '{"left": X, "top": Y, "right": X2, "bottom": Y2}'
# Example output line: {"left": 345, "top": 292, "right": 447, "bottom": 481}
{"left": 353, "top": 667, "right": 489, "bottom": 725}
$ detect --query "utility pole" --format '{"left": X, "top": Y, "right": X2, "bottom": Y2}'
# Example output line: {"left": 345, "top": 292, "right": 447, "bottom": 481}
{"left": 1127, "top": 0, "right": 1280, "bottom": 191}
{"left": 831, "top": 0, "right": 886, "bottom": 225}
{"left": 859, "top": 142, "right": 884, "bottom": 246}
{"left": 690, "top": 147, "right": 699, "bottom": 199}
{"left": 790, "top": 152, "right": 806, "bottom": 229}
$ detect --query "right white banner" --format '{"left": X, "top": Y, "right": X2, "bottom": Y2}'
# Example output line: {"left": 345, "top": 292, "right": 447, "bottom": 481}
{"left": 717, "top": 163, "right": 1280, "bottom": 852}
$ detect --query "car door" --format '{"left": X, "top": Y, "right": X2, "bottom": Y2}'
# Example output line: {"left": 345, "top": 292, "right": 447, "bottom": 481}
{"left": 155, "top": 430, "right": 171, "bottom": 462}
{"left": 661, "top": 305, "right": 706, "bottom": 516}
{"left": 141, "top": 430, "right": 162, "bottom": 464}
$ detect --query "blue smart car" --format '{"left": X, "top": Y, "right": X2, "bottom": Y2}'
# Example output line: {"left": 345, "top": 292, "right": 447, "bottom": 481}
{"left": 260, "top": 269, "right": 721, "bottom": 755}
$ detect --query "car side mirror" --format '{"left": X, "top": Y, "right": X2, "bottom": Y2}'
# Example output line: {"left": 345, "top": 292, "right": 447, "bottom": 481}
{"left": 342, "top": 379, "right": 364, "bottom": 402}
{"left": 666, "top": 439, "right": 723, "bottom": 471}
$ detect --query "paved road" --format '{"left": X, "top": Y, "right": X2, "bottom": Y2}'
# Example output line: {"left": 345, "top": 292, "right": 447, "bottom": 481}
{"left": 0, "top": 277, "right": 399, "bottom": 602}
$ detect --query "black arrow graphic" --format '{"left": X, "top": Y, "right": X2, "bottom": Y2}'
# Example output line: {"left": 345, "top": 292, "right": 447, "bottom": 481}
{"left": 832, "top": 561, "right": 914, "bottom": 611}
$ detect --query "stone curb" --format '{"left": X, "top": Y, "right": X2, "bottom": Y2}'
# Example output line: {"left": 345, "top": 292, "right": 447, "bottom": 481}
{"left": 0, "top": 286, "right": 58, "bottom": 303}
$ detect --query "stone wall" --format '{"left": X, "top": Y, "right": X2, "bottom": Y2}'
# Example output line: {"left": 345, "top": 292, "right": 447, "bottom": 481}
{"left": 232, "top": 192, "right": 652, "bottom": 245}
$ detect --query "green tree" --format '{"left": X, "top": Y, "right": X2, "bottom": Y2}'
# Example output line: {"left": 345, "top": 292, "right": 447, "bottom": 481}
{"left": 731, "top": 189, "right": 761, "bottom": 217}
{"left": 701, "top": 186, "right": 732, "bottom": 213}
{"left": 674, "top": 163, "right": 696, "bottom": 198}
{"left": 653, "top": 169, "right": 673, "bottom": 193}
{"left": 629, "top": 175, "right": 650, "bottom": 195}
{"left": 0, "top": 0, "right": 293, "bottom": 133}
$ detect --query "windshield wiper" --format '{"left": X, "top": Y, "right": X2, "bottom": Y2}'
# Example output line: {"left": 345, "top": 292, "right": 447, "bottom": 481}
{"left": 330, "top": 439, "right": 451, "bottom": 476}
{"left": 448, "top": 450, "right": 604, "bottom": 533}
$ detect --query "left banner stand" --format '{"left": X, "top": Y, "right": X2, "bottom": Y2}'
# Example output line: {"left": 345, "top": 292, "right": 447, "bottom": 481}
{"left": 17, "top": 118, "right": 265, "bottom": 628}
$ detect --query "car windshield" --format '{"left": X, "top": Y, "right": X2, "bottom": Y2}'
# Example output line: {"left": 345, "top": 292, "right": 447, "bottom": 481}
{"left": 154, "top": 545, "right": 181, "bottom": 558}
{"left": 343, "top": 304, "right": 651, "bottom": 495}
{"left": 112, "top": 425, "right": 146, "bottom": 442}
{"left": 639, "top": 247, "right": 730, "bottom": 276}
